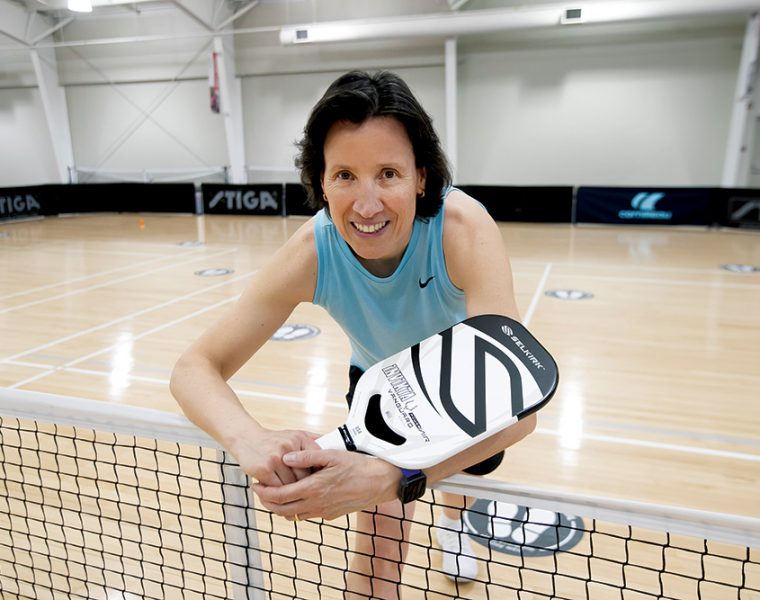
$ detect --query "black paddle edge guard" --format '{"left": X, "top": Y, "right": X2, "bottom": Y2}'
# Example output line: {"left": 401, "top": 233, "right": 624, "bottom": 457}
{"left": 462, "top": 314, "right": 559, "bottom": 419}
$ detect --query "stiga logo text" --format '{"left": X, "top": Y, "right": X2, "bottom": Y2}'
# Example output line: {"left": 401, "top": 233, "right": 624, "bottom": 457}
{"left": 0, "top": 195, "right": 41, "bottom": 216}
{"left": 209, "top": 190, "right": 279, "bottom": 211}
{"left": 618, "top": 192, "right": 672, "bottom": 220}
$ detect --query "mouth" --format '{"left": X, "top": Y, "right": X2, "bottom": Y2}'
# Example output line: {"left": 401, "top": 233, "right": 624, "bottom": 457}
{"left": 352, "top": 221, "right": 389, "bottom": 234}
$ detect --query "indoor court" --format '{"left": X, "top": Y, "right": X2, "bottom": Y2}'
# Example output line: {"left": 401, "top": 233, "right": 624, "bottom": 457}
{"left": 2, "top": 0, "right": 760, "bottom": 597}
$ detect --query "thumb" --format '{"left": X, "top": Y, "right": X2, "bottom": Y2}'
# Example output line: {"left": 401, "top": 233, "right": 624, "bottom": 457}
{"left": 283, "top": 449, "right": 333, "bottom": 469}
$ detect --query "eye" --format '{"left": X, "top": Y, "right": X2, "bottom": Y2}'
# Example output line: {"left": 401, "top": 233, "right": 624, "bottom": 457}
{"left": 336, "top": 171, "right": 352, "bottom": 181}
{"left": 382, "top": 169, "right": 397, "bottom": 179}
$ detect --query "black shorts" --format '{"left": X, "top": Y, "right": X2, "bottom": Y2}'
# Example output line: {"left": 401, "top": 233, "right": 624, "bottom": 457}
{"left": 346, "top": 366, "right": 504, "bottom": 476}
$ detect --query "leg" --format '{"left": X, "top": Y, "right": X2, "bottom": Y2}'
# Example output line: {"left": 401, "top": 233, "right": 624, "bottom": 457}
{"left": 346, "top": 499, "right": 415, "bottom": 599}
{"left": 434, "top": 451, "right": 504, "bottom": 582}
{"left": 435, "top": 492, "right": 479, "bottom": 582}
{"left": 440, "top": 491, "right": 471, "bottom": 520}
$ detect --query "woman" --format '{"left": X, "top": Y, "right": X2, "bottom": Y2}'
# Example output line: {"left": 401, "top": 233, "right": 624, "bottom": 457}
{"left": 171, "top": 70, "right": 536, "bottom": 598}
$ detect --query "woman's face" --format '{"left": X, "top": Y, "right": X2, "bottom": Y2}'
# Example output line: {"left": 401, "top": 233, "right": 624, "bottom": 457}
{"left": 321, "top": 116, "right": 426, "bottom": 278}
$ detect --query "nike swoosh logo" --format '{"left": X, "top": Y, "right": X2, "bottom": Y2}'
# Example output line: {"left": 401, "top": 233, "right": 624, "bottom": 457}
{"left": 419, "top": 276, "right": 435, "bottom": 288}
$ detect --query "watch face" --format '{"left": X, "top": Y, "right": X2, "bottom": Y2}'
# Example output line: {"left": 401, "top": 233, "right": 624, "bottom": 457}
{"left": 399, "top": 470, "right": 427, "bottom": 503}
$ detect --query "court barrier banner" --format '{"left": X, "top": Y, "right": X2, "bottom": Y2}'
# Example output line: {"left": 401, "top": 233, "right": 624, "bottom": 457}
{"left": 0, "top": 184, "right": 196, "bottom": 221}
{"left": 458, "top": 185, "right": 573, "bottom": 222}
{"left": 202, "top": 184, "right": 284, "bottom": 216}
{"left": 716, "top": 188, "right": 760, "bottom": 228}
{"left": 284, "top": 183, "right": 318, "bottom": 217}
{"left": 60, "top": 183, "right": 196, "bottom": 213}
{"left": 576, "top": 187, "right": 715, "bottom": 226}
{"left": 0, "top": 186, "right": 55, "bottom": 221}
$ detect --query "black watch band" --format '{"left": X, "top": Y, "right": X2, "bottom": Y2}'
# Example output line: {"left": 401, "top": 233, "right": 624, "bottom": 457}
{"left": 398, "top": 468, "right": 427, "bottom": 504}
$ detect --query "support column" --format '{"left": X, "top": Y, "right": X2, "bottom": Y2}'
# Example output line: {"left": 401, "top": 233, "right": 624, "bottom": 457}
{"left": 722, "top": 13, "right": 760, "bottom": 187}
{"left": 213, "top": 34, "right": 247, "bottom": 184}
{"left": 445, "top": 37, "right": 458, "bottom": 182}
{"left": 30, "top": 46, "right": 76, "bottom": 183}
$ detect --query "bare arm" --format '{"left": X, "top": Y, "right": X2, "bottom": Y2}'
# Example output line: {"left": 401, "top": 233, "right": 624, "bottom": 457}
{"left": 422, "top": 189, "right": 536, "bottom": 482}
{"left": 170, "top": 219, "right": 320, "bottom": 486}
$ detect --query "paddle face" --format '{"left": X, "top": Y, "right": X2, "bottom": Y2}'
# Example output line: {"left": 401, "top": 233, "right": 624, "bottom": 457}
{"left": 316, "top": 314, "right": 558, "bottom": 469}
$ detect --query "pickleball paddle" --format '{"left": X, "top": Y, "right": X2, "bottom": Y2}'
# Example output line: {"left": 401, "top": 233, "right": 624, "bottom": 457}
{"left": 317, "top": 314, "right": 558, "bottom": 469}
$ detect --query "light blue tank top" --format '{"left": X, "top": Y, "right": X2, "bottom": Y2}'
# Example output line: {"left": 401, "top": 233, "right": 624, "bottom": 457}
{"left": 313, "top": 190, "right": 466, "bottom": 371}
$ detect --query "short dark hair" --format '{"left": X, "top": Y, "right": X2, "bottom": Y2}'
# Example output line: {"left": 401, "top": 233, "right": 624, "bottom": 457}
{"left": 295, "top": 70, "right": 451, "bottom": 218}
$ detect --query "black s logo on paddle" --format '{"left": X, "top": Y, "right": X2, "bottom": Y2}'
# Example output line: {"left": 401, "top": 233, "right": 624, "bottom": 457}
{"left": 436, "top": 329, "right": 524, "bottom": 438}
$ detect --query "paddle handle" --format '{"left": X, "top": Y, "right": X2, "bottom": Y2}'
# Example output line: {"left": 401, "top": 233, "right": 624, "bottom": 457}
{"left": 316, "top": 425, "right": 356, "bottom": 452}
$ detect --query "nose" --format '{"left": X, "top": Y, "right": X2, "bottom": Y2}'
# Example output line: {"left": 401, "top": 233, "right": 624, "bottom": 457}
{"left": 353, "top": 183, "right": 383, "bottom": 218}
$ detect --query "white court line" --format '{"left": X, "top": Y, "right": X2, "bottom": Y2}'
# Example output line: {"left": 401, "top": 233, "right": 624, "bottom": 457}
{"left": 536, "top": 427, "right": 760, "bottom": 462}
{"left": 8, "top": 294, "right": 239, "bottom": 389}
{"left": 522, "top": 263, "right": 552, "bottom": 327}
{"left": 2, "top": 270, "right": 256, "bottom": 362}
{"left": 0, "top": 248, "right": 236, "bottom": 315}
{"left": 7, "top": 356, "right": 758, "bottom": 462}
{"left": 513, "top": 258, "right": 760, "bottom": 277}
{"left": 4, "top": 360, "right": 348, "bottom": 409}
{"left": 57, "top": 366, "right": 349, "bottom": 410}
{"left": 0, "top": 251, "right": 200, "bottom": 301}
{"left": 562, "top": 274, "right": 759, "bottom": 290}
{"left": 11, "top": 351, "right": 760, "bottom": 449}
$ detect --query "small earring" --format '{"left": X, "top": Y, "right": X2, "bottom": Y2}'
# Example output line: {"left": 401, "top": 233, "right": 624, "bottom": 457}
{"left": 418, "top": 190, "right": 426, "bottom": 198}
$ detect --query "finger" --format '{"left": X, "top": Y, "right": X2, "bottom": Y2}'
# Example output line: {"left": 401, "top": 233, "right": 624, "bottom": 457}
{"left": 274, "top": 464, "right": 298, "bottom": 486}
{"left": 254, "top": 490, "right": 304, "bottom": 520}
{"left": 283, "top": 449, "right": 333, "bottom": 470}
{"left": 252, "top": 479, "right": 307, "bottom": 509}
{"left": 293, "top": 466, "right": 313, "bottom": 481}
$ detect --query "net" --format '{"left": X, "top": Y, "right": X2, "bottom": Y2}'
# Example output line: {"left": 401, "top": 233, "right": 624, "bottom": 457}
{"left": 1, "top": 388, "right": 758, "bottom": 600}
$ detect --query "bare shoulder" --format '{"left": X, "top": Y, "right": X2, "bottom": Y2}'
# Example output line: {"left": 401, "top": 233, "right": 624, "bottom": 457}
{"left": 284, "top": 216, "right": 318, "bottom": 258}
{"left": 442, "top": 188, "right": 500, "bottom": 245}
{"left": 442, "top": 189, "right": 518, "bottom": 319}
{"left": 254, "top": 216, "right": 318, "bottom": 305}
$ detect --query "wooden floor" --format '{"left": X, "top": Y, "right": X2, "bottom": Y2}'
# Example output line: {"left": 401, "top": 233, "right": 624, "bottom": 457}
{"left": 1, "top": 213, "right": 758, "bottom": 520}
{"left": 1, "top": 213, "right": 759, "bottom": 597}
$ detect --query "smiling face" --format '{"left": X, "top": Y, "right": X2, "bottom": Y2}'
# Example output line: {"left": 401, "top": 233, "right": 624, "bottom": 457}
{"left": 321, "top": 116, "right": 426, "bottom": 278}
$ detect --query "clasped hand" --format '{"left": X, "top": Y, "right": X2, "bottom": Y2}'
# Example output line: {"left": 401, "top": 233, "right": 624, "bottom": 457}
{"left": 243, "top": 431, "right": 398, "bottom": 521}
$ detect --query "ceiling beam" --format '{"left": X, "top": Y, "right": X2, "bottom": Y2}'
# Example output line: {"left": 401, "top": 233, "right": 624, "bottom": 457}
{"left": 0, "top": 0, "right": 33, "bottom": 47}
{"left": 0, "top": 0, "right": 67, "bottom": 47}
{"left": 215, "top": 0, "right": 259, "bottom": 31}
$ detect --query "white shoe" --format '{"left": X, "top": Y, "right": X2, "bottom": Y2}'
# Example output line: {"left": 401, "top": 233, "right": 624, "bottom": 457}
{"left": 435, "top": 515, "right": 479, "bottom": 582}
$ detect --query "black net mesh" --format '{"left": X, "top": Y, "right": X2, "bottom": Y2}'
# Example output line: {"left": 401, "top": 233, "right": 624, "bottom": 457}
{"left": 1, "top": 414, "right": 758, "bottom": 599}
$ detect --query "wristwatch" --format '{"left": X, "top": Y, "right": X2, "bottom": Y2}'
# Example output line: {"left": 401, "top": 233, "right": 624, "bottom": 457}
{"left": 398, "top": 468, "right": 427, "bottom": 504}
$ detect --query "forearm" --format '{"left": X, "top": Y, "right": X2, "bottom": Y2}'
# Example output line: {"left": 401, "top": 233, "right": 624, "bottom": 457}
{"left": 170, "top": 354, "right": 265, "bottom": 457}
{"left": 420, "top": 413, "right": 537, "bottom": 486}
{"left": 255, "top": 415, "right": 537, "bottom": 520}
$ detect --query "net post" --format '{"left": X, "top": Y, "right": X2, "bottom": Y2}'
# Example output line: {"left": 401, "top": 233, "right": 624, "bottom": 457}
{"left": 218, "top": 449, "right": 266, "bottom": 599}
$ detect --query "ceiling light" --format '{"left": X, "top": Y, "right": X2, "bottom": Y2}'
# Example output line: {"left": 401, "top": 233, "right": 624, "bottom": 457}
{"left": 68, "top": 0, "right": 93, "bottom": 13}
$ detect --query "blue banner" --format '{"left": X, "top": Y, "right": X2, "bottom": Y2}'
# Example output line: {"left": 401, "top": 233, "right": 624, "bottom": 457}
{"left": 576, "top": 187, "right": 714, "bottom": 225}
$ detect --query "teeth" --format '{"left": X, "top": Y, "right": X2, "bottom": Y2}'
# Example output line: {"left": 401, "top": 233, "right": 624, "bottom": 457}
{"left": 353, "top": 221, "right": 387, "bottom": 233}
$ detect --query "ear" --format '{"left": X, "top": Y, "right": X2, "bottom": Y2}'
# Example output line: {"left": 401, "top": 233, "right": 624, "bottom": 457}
{"left": 417, "top": 166, "right": 427, "bottom": 195}
{"left": 320, "top": 173, "right": 328, "bottom": 204}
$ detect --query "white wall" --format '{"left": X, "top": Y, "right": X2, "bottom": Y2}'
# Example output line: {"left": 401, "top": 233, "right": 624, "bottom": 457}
{"left": 458, "top": 35, "right": 741, "bottom": 186}
{"left": 0, "top": 87, "right": 60, "bottom": 185}
{"left": 243, "top": 66, "right": 446, "bottom": 184}
{"left": 67, "top": 79, "right": 228, "bottom": 176}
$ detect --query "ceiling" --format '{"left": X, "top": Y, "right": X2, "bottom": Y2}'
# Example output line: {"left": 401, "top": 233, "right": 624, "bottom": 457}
{"left": 0, "top": 0, "right": 754, "bottom": 53}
